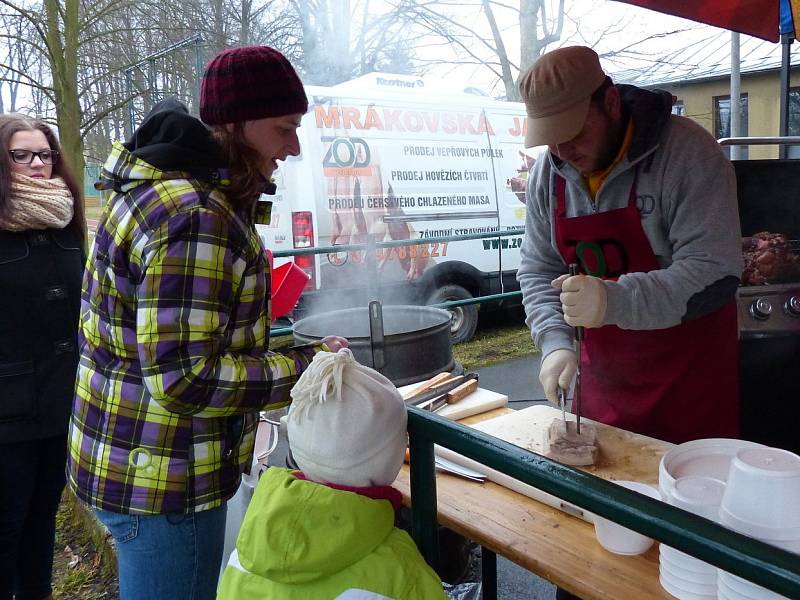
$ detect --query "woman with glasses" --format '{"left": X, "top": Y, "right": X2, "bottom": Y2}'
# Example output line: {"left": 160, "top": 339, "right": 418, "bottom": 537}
{"left": 67, "top": 47, "right": 347, "bottom": 600}
{"left": 0, "top": 114, "right": 85, "bottom": 600}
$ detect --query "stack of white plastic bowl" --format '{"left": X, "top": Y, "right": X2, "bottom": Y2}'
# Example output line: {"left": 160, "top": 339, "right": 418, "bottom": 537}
{"left": 659, "top": 438, "right": 766, "bottom": 500}
{"left": 659, "top": 475, "right": 726, "bottom": 600}
{"left": 717, "top": 447, "right": 800, "bottom": 600}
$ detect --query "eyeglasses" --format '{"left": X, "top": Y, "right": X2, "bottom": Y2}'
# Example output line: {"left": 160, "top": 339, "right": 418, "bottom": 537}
{"left": 9, "top": 149, "right": 59, "bottom": 165}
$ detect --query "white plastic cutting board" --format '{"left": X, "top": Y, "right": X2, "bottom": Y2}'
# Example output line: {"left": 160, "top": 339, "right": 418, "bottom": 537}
{"left": 435, "top": 405, "right": 670, "bottom": 523}
{"left": 397, "top": 384, "right": 508, "bottom": 420}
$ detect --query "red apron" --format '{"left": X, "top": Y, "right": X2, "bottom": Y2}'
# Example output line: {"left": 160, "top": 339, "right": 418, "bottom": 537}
{"left": 554, "top": 175, "right": 739, "bottom": 444}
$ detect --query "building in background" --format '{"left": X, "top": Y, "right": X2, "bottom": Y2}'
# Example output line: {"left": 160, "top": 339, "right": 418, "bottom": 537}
{"left": 611, "top": 31, "right": 800, "bottom": 159}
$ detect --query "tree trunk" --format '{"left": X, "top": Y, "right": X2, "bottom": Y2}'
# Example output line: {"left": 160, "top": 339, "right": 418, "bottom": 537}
{"left": 295, "top": 0, "right": 318, "bottom": 80}
{"left": 240, "top": 0, "right": 252, "bottom": 45}
{"left": 44, "top": 0, "right": 85, "bottom": 194}
{"left": 482, "top": 0, "right": 517, "bottom": 100}
{"left": 519, "top": 0, "right": 540, "bottom": 74}
{"left": 330, "top": 0, "right": 351, "bottom": 81}
{"left": 518, "top": 0, "right": 565, "bottom": 86}
{"left": 211, "top": 0, "right": 226, "bottom": 54}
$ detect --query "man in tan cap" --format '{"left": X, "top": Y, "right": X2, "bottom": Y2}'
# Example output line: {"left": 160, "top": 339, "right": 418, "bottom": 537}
{"left": 516, "top": 46, "right": 743, "bottom": 455}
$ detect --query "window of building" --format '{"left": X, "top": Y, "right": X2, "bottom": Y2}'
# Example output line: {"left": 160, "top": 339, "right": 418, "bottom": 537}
{"left": 787, "top": 88, "right": 800, "bottom": 158}
{"left": 714, "top": 94, "right": 748, "bottom": 158}
{"left": 788, "top": 88, "right": 800, "bottom": 135}
{"left": 672, "top": 100, "right": 685, "bottom": 116}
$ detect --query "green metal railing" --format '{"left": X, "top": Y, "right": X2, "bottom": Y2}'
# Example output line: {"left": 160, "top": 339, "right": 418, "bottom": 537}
{"left": 269, "top": 229, "right": 524, "bottom": 337}
{"left": 271, "top": 229, "right": 524, "bottom": 257}
{"left": 406, "top": 407, "right": 800, "bottom": 600}
{"left": 266, "top": 228, "right": 800, "bottom": 597}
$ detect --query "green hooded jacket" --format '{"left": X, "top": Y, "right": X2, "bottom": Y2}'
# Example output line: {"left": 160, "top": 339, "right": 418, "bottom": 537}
{"left": 217, "top": 468, "right": 448, "bottom": 599}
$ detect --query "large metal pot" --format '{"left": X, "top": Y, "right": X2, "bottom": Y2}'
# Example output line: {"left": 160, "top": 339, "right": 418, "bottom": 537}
{"left": 293, "top": 304, "right": 455, "bottom": 386}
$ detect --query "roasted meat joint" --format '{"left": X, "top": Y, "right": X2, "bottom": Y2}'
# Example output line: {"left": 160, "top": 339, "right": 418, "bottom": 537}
{"left": 741, "top": 231, "right": 800, "bottom": 286}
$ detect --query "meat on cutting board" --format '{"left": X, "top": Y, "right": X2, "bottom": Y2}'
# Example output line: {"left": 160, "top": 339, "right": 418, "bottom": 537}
{"left": 546, "top": 419, "right": 600, "bottom": 466}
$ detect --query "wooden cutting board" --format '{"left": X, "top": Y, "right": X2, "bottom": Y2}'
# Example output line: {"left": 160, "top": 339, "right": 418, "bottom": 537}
{"left": 436, "top": 404, "right": 672, "bottom": 522}
{"left": 396, "top": 384, "right": 508, "bottom": 420}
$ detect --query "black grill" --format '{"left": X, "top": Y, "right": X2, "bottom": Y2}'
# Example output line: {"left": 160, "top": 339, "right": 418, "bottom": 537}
{"left": 733, "top": 158, "right": 800, "bottom": 454}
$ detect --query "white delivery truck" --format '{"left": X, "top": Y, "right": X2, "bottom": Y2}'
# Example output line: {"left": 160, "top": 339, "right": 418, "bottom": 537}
{"left": 259, "top": 73, "right": 540, "bottom": 342}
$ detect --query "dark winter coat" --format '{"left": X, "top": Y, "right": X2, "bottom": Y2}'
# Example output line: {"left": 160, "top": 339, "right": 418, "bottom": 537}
{"left": 0, "top": 224, "right": 84, "bottom": 443}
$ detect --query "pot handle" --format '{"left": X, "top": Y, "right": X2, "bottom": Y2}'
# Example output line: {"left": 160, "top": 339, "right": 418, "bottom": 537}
{"left": 368, "top": 300, "right": 386, "bottom": 373}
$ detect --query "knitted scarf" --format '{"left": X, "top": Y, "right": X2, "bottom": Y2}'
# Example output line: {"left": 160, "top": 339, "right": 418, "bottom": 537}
{"left": 0, "top": 173, "right": 74, "bottom": 231}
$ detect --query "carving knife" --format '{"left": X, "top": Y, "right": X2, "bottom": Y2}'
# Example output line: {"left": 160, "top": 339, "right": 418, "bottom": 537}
{"left": 569, "top": 263, "right": 584, "bottom": 434}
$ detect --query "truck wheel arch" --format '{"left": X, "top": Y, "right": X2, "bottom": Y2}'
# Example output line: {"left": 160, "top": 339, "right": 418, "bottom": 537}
{"left": 419, "top": 261, "right": 482, "bottom": 344}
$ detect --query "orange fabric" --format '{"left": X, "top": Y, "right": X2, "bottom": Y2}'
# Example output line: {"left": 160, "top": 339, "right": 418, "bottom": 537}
{"left": 584, "top": 119, "right": 634, "bottom": 201}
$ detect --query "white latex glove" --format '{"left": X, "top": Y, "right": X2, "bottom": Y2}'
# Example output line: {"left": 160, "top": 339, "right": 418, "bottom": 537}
{"left": 553, "top": 274, "right": 608, "bottom": 328}
{"left": 321, "top": 335, "right": 349, "bottom": 352}
{"left": 538, "top": 349, "right": 577, "bottom": 406}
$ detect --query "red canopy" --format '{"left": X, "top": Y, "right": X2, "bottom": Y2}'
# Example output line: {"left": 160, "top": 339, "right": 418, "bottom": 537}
{"left": 615, "top": 0, "right": 800, "bottom": 42}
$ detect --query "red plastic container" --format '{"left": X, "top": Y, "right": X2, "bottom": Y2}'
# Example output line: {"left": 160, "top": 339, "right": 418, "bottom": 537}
{"left": 271, "top": 260, "right": 310, "bottom": 320}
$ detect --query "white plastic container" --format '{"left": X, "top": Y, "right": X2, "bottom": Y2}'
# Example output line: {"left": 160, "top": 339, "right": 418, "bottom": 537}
{"left": 659, "top": 573, "right": 717, "bottom": 600}
{"left": 719, "top": 507, "right": 800, "bottom": 552}
{"left": 660, "top": 545, "right": 718, "bottom": 576}
{"left": 717, "top": 574, "right": 756, "bottom": 600}
{"left": 669, "top": 476, "right": 725, "bottom": 519}
{"left": 659, "top": 476, "right": 724, "bottom": 598}
{"left": 659, "top": 438, "right": 765, "bottom": 499}
{"left": 720, "top": 447, "right": 800, "bottom": 531}
{"left": 593, "top": 480, "right": 661, "bottom": 555}
{"left": 661, "top": 476, "right": 725, "bottom": 572}
{"left": 659, "top": 552, "right": 717, "bottom": 585}
{"left": 718, "top": 570, "right": 791, "bottom": 600}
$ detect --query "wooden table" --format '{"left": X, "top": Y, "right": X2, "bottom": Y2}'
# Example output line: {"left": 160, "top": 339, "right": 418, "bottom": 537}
{"left": 393, "top": 407, "right": 675, "bottom": 600}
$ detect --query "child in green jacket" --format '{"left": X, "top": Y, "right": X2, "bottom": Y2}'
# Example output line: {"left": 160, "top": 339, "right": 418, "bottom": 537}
{"left": 217, "top": 348, "right": 448, "bottom": 599}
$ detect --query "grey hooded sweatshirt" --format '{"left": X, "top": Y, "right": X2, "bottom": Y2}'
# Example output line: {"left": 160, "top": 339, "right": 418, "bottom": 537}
{"left": 517, "top": 85, "right": 743, "bottom": 360}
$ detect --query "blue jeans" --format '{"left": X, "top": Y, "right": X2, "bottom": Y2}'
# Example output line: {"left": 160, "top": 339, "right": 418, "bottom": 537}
{"left": 0, "top": 435, "right": 67, "bottom": 600}
{"left": 95, "top": 504, "right": 227, "bottom": 600}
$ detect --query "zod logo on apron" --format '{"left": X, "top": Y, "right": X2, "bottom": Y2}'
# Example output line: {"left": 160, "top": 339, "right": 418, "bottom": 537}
{"left": 563, "top": 239, "right": 629, "bottom": 278}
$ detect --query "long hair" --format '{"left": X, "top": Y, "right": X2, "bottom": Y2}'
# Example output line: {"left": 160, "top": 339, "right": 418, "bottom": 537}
{"left": 211, "top": 122, "right": 268, "bottom": 209}
{"left": 0, "top": 114, "right": 86, "bottom": 243}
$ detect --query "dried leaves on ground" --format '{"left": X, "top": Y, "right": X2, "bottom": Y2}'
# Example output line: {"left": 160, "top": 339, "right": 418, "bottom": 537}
{"left": 53, "top": 492, "right": 119, "bottom": 600}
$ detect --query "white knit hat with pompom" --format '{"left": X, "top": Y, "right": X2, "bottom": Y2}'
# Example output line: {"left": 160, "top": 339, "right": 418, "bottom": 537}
{"left": 287, "top": 348, "right": 407, "bottom": 487}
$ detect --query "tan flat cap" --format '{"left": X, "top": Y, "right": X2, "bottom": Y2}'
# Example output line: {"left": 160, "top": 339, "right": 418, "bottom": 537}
{"left": 519, "top": 46, "right": 607, "bottom": 148}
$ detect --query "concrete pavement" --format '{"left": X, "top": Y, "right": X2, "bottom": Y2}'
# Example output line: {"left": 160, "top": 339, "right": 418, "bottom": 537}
{"left": 475, "top": 353, "right": 546, "bottom": 407}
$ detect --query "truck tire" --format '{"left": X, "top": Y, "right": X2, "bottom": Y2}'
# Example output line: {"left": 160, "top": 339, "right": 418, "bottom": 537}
{"left": 429, "top": 284, "right": 478, "bottom": 344}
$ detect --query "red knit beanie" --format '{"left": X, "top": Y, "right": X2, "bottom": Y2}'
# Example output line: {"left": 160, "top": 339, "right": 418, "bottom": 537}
{"left": 200, "top": 46, "right": 309, "bottom": 125}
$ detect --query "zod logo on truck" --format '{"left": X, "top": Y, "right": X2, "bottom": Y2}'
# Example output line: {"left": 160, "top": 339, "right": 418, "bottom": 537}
{"left": 322, "top": 136, "right": 371, "bottom": 168}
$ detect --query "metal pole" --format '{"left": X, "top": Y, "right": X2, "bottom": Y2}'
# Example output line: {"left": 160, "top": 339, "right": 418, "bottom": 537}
{"left": 365, "top": 235, "right": 378, "bottom": 302}
{"left": 780, "top": 33, "right": 794, "bottom": 158}
{"left": 148, "top": 59, "right": 157, "bottom": 109}
{"left": 126, "top": 69, "right": 135, "bottom": 135}
{"left": 128, "top": 34, "right": 204, "bottom": 70}
{"left": 119, "top": 34, "right": 204, "bottom": 120}
{"left": 194, "top": 37, "right": 204, "bottom": 115}
{"left": 271, "top": 228, "right": 524, "bottom": 258}
{"left": 730, "top": 32, "right": 742, "bottom": 160}
{"left": 481, "top": 547, "right": 497, "bottom": 600}
{"left": 408, "top": 430, "right": 439, "bottom": 572}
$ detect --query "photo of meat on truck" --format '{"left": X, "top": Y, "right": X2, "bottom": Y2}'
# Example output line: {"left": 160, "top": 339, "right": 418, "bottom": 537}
{"left": 259, "top": 73, "right": 543, "bottom": 343}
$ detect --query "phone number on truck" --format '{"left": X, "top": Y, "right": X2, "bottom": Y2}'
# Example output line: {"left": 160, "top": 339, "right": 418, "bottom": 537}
{"left": 327, "top": 242, "right": 449, "bottom": 265}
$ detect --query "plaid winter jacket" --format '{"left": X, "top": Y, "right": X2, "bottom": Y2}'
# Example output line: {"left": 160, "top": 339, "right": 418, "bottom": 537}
{"left": 67, "top": 130, "right": 323, "bottom": 515}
